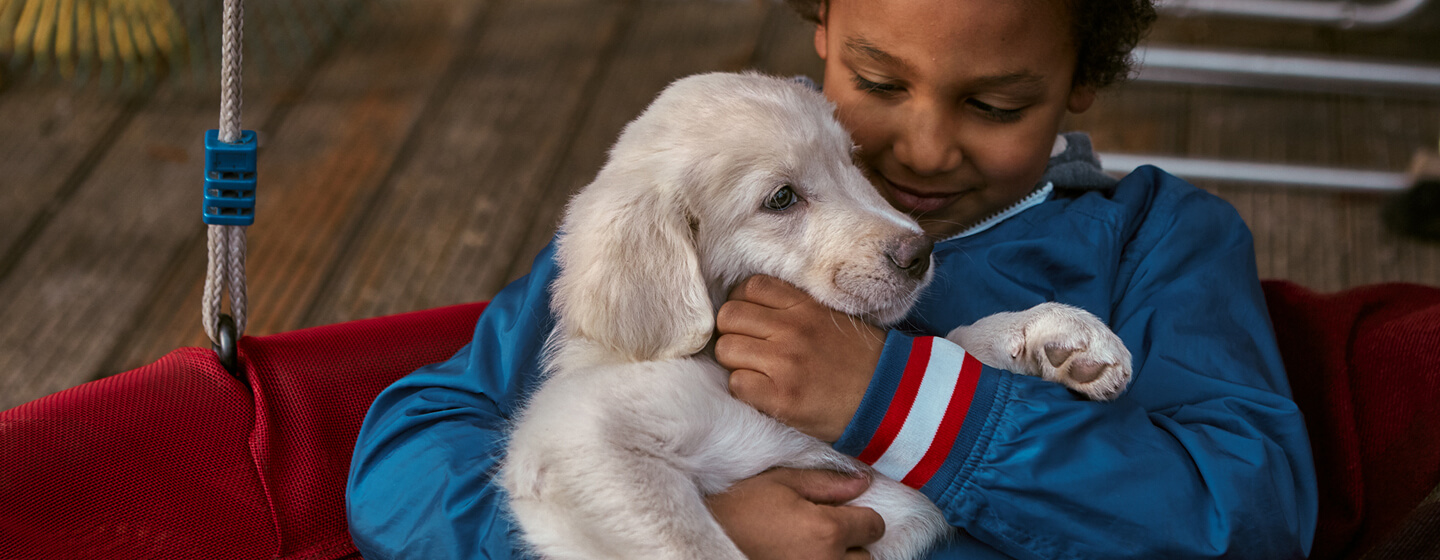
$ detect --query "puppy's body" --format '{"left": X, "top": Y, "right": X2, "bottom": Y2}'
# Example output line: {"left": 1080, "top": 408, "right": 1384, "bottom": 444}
{"left": 501, "top": 73, "right": 1131, "bottom": 560}
{"left": 506, "top": 350, "right": 946, "bottom": 559}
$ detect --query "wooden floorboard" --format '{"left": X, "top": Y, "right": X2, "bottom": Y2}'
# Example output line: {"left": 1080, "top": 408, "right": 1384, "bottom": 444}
{"left": 746, "top": 5, "right": 825, "bottom": 86}
{"left": 1149, "top": 17, "right": 1330, "bottom": 52}
{"left": 302, "top": 0, "right": 639, "bottom": 327}
{"left": 502, "top": 0, "right": 772, "bottom": 288}
{"left": 1, "top": 3, "right": 1439, "bottom": 410}
{"left": 0, "top": 88, "right": 278, "bottom": 410}
{"left": 0, "top": 87, "right": 136, "bottom": 281}
{"left": 108, "top": 0, "right": 488, "bottom": 375}
{"left": 1064, "top": 82, "right": 1191, "bottom": 155}
{"left": 1186, "top": 87, "right": 1349, "bottom": 290}
{"left": 492, "top": 0, "right": 771, "bottom": 287}
{"left": 1335, "top": 96, "right": 1440, "bottom": 288}
{"left": 1111, "top": 13, "right": 1440, "bottom": 293}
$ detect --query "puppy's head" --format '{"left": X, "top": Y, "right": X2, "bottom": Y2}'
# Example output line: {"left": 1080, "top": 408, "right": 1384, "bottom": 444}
{"left": 555, "top": 72, "right": 932, "bottom": 363}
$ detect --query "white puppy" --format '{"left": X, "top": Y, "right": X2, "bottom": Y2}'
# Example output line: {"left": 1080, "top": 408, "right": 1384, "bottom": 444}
{"left": 500, "top": 72, "right": 1131, "bottom": 560}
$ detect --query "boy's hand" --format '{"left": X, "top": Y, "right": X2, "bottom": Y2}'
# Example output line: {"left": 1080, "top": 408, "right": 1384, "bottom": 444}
{"left": 707, "top": 467, "right": 884, "bottom": 560}
{"left": 716, "top": 275, "right": 886, "bottom": 442}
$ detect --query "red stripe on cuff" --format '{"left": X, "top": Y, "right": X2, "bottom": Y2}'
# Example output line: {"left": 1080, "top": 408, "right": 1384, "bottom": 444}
{"left": 900, "top": 352, "right": 983, "bottom": 488}
{"left": 856, "top": 336, "right": 933, "bottom": 465}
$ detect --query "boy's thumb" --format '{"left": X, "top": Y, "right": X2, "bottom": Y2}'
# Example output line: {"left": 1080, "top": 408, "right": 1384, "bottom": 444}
{"left": 774, "top": 467, "right": 872, "bottom": 505}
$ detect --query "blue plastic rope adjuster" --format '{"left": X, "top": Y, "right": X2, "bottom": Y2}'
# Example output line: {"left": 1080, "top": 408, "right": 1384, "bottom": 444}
{"left": 203, "top": 129, "right": 258, "bottom": 226}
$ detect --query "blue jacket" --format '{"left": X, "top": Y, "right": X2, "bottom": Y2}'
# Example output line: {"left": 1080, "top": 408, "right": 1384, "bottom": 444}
{"left": 347, "top": 137, "right": 1318, "bottom": 559}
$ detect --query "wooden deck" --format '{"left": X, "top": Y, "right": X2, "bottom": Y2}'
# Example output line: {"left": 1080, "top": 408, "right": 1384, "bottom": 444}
{"left": 2, "top": 0, "right": 1439, "bottom": 410}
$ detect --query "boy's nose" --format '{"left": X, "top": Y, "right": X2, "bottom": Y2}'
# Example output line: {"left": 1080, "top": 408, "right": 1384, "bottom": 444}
{"left": 895, "top": 107, "right": 963, "bottom": 176}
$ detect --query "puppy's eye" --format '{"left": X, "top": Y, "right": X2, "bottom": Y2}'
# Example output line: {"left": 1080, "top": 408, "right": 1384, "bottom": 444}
{"left": 764, "top": 185, "right": 799, "bottom": 211}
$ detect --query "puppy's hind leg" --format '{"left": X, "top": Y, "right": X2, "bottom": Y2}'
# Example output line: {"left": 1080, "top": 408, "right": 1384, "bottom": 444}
{"left": 504, "top": 360, "right": 750, "bottom": 560}
{"left": 514, "top": 447, "right": 745, "bottom": 560}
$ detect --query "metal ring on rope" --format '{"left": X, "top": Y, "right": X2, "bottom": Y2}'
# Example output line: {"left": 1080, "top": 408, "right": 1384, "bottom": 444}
{"left": 212, "top": 314, "right": 241, "bottom": 378}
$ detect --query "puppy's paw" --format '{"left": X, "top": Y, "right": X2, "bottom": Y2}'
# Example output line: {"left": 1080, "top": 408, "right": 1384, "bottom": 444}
{"left": 1016, "top": 303, "right": 1131, "bottom": 400}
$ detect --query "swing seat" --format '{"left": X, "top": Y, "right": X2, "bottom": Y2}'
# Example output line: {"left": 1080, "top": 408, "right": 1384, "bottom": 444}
{"left": 3, "top": 281, "right": 1440, "bottom": 559}
{"left": 0, "top": 301, "right": 487, "bottom": 560}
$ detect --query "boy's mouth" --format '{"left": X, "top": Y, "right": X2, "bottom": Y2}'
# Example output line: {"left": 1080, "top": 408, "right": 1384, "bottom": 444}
{"left": 881, "top": 177, "right": 964, "bottom": 214}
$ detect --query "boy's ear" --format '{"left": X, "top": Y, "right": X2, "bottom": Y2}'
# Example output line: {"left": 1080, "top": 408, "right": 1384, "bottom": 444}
{"left": 814, "top": 22, "right": 828, "bottom": 60}
{"left": 1067, "top": 84, "right": 1096, "bottom": 114}
{"left": 813, "top": 1, "right": 829, "bottom": 60}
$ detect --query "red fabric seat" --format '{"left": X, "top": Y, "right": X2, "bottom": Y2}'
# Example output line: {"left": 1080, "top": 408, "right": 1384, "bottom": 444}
{"left": 0, "top": 302, "right": 486, "bottom": 559}
{"left": 1, "top": 281, "right": 1438, "bottom": 559}
{"left": 1265, "top": 281, "right": 1440, "bottom": 559}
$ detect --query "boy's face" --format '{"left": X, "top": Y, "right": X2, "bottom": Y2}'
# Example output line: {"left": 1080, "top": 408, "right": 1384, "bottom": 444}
{"left": 815, "top": 0, "right": 1095, "bottom": 238}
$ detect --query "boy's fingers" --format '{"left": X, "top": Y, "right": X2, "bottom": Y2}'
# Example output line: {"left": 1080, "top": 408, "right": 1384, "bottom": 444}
{"left": 769, "top": 467, "right": 871, "bottom": 505}
{"left": 843, "top": 549, "right": 874, "bottom": 560}
{"left": 830, "top": 505, "right": 887, "bottom": 549}
{"left": 728, "top": 368, "right": 781, "bottom": 413}
{"left": 714, "top": 333, "right": 771, "bottom": 374}
{"left": 729, "top": 275, "right": 808, "bottom": 309}
{"left": 716, "top": 299, "right": 781, "bottom": 339}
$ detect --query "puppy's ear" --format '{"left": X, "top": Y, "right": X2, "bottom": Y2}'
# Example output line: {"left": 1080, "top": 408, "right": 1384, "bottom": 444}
{"left": 552, "top": 168, "right": 713, "bottom": 362}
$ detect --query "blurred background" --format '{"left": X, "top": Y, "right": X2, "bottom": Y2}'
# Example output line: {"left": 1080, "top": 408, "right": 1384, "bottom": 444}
{"left": 1, "top": 0, "right": 1438, "bottom": 410}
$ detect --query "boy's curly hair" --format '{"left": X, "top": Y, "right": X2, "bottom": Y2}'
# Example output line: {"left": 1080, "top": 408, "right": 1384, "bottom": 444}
{"left": 783, "top": 0, "right": 1157, "bottom": 89}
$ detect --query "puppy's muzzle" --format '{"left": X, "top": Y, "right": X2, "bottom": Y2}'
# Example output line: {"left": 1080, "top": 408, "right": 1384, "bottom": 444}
{"left": 886, "top": 234, "right": 934, "bottom": 280}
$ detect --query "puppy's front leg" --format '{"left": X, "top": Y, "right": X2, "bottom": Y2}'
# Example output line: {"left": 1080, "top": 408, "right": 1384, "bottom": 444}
{"left": 945, "top": 302, "right": 1132, "bottom": 400}
{"left": 846, "top": 475, "right": 951, "bottom": 560}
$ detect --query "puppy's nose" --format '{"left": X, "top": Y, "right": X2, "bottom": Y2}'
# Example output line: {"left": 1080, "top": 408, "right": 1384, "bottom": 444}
{"left": 887, "top": 234, "right": 934, "bottom": 279}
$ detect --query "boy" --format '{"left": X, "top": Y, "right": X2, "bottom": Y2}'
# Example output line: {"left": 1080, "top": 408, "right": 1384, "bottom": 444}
{"left": 347, "top": 1, "right": 1318, "bottom": 558}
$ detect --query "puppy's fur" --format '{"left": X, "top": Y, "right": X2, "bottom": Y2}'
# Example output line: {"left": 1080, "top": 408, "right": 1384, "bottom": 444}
{"left": 500, "top": 72, "right": 1131, "bottom": 560}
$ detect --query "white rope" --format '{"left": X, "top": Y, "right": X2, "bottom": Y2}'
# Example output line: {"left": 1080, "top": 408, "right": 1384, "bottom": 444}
{"left": 203, "top": 226, "right": 224, "bottom": 342}
{"left": 226, "top": 225, "right": 248, "bottom": 335}
{"left": 204, "top": 0, "right": 249, "bottom": 345}
{"left": 219, "top": 0, "right": 244, "bottom": 144}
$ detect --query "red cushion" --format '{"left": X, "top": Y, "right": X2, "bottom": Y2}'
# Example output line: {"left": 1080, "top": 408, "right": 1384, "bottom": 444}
{"left": 0, "top": 302, "right": 486, "bottom": 559}
{"left": 4, "top": 280, "right": 1440, "bottom": 559}
{"left": 1264, "top": 280, "right": 1440, "bottom": 560}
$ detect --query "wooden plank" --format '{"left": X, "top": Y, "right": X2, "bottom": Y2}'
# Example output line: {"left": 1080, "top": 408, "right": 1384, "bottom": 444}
{"left": 1335, "top": 96, "right": 1440, "bottom": 288}
{"left": 296, "top": 0, "right": 638, "bottom": 328}
{"left": 1146, "top": 10, "right": 1440, "bottom": 290}
{"left": 1322, "top": 7, "right": 1440, "bottom": 289}
{"left": 1064, "top": 82, "right": 1192, "bottom": 156}
{"left": 7, "top": 0, "right": 1430, "bottom": 413}
{"left": 1322, "top": 13, "right": 1440, "bottom": 64}
{"left": 106, "top": 0, "right": 489, "bottom": 375}
{"left": 1147, "top": 15, "right": 1333, "bottom": 52}
{"left": 747, "top": 3, "right": 824, "bottom": 83}
{"left": 0, "top": 88, "right": 278, "bottom": 410}
{"left": 1142, "top": 15, "right": 1345, "bottom": 288}
{"left": 500, "top": 0, "right": 771, "bottom": 287}
{"left": 1183, "top": 87, "right": 1352, "bottom": 291}
{"left": 0, "top": 85, "right": 134, "bottom": 280}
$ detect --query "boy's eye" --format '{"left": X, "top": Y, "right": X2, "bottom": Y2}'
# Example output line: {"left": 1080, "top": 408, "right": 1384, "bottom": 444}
{"left": 968, "top": 99, "right": 1025, "bottom": 123}
{"left": 852, "top": 73, "right": 901, "bottom": 97}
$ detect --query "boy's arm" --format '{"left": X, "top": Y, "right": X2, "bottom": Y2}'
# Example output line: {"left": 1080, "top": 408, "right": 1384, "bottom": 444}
{"left": 922, "top": 186, "right": 1317, "bottom": 558}
{"left": 720, "top": 189, "right": 1318, "bottom": 559}
{"left": 345, "top": 243, "right": 560, "bottom": 560}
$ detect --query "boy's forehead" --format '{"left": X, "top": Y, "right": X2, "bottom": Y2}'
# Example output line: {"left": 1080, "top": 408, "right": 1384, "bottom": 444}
{"left": 829, "top": 0, "right": 1074, "bottom": 56}
{"left": 828, "top": 0, "right": 1078, "bottom": 82}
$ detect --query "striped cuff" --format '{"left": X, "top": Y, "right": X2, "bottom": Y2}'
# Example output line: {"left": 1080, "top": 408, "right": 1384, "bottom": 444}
{"left": 835, "top": 331, "right": 1001, "bottom": 500}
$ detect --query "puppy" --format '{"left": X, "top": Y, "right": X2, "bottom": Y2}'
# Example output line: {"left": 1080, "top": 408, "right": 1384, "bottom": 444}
{"left": 500, "top": 72, "right": 1131, "bottom": 560}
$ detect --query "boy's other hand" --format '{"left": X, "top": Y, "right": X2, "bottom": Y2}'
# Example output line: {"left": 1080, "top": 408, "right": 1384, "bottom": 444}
{"left": 716, "top": 275, "right": 886, "bottom": 442}
{"left": 707, "top": 467, "right": 884, "bottom": 560}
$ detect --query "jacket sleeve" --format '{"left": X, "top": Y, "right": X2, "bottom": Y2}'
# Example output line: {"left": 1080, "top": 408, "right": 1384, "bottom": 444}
{"left": 346, "top": 243, "right": 559, "bottom": 560}
{"left": 835, "top": 183, "right": 1319, "bottom": 559}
